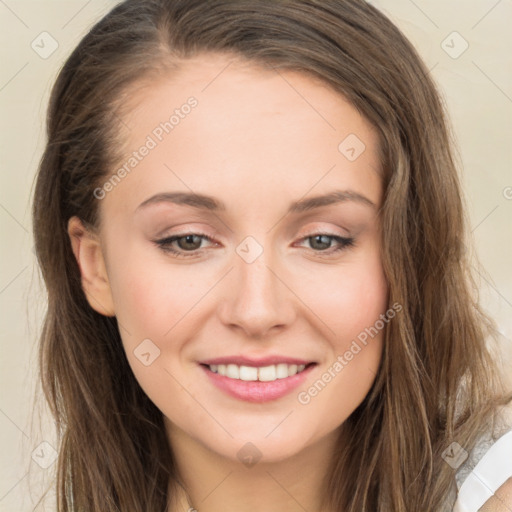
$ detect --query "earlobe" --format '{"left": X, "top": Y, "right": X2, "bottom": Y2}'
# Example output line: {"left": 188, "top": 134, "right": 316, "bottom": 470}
{"left": 67, "top": 216, "right": 115, "bottom": 317}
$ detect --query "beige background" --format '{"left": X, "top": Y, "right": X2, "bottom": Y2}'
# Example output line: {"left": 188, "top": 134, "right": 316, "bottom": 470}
{"left": 0, "top": 1, "right": 511, "bottom": 510}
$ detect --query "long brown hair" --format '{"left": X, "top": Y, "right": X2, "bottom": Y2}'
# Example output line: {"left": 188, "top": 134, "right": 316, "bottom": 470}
{"left": 32, "top": 1, "right": 511, "bottom": 510}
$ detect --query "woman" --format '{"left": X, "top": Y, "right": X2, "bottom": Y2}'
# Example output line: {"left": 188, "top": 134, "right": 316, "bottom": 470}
{"left": 32, "top": 1, "right": 512, "bottom": 510}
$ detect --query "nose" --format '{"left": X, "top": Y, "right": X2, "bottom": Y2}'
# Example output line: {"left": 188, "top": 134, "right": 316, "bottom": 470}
{"left": 217, "top": 245, "right": 296, "bottom": 339}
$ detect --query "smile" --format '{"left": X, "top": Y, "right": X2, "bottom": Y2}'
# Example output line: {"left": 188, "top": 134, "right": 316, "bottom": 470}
{"left": 207, "top": 363, "right": 308, "bottom": 382}
{"left": 200, "top": 362, "right": 317, "bottom": 403}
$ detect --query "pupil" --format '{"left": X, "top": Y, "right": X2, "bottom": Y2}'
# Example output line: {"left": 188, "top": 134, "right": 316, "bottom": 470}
{"left": 182, "top": 235, "right": 199, "bottom": 250}
{"left": 312, "top": 235, "right": 330, "bottom": 250}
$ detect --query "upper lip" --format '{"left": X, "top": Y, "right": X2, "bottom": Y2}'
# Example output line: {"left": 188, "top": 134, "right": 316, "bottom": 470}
{"left": 200, "top": 356, "right": 315, "bottom": 367}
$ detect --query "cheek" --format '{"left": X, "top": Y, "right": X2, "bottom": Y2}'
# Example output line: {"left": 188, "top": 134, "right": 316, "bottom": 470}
{"left": 107, "top": 245, "right": 204, "bottom": 341}
{"left": 300, "top": 250, "right": 388, "bottom": 344}
{"left": 107, "top": 256, "right": 202, "bottom": 409}
{"left": 293, "top": 250, "right": 387, "bottom": 418}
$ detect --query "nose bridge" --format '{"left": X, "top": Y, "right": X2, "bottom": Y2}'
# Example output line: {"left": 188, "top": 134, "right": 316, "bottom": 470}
{"left": 218, "top": 235, "right": 294, "bottom": 337}
{"left": 238, "top": 243, "right": 277, "bottom": 303}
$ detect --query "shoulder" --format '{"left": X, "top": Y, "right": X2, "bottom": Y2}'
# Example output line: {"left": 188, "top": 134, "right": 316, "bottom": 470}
{"left": 478, "top": 477, "right": 512, "bottom": 512}
{"left": 453, "top": 423, "right": 512, "bottom": 512}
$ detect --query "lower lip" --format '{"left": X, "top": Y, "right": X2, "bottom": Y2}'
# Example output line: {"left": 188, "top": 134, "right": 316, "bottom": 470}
{"left": 200, "top": 364, "right": 316, "bottom": 403}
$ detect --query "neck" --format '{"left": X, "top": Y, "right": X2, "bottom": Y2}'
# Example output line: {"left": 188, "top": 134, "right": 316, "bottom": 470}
{"left": 165, "top": 420, "right": 340, "bottom": 512}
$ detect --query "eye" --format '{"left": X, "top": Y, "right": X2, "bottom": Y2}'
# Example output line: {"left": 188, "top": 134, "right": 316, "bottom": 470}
{"left": 154, "top": 232, "right": 216, "bottom": 258}
{"left": 297, "top": 233, "right": 355, "bottom": 255}
{"left": 154, "top": 232, "right": 355, "bottom": 259}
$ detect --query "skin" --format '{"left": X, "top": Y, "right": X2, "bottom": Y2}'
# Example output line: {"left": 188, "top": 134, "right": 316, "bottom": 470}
{"left": 478, "top": 478, "right": 512, "bottom": 512}
{"left": 68, "top": 53, "right": 390, "bottom": 512}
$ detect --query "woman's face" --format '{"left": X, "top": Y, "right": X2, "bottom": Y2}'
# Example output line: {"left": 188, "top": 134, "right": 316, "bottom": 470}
{"left": 80, "top": 54, "right": 388, "bottom": 463}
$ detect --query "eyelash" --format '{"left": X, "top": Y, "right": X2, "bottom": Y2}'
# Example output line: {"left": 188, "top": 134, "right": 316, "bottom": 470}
{"left": 153, "top": 232, "right": 355, "bottom": 259}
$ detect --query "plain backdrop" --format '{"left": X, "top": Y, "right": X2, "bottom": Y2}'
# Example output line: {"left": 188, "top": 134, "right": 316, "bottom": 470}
{"left": 0, "top": 1, "right": 511, "bottom": 510}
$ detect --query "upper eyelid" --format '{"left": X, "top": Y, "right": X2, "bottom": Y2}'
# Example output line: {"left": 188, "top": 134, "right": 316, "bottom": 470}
{"left": 155, "top": 232, "right": 216, "bottom": 246}
{"left": 156, "top": 229, "right": 349, "bottom": 242}
{"left": 156, "top": 221, "right": 353, "bottom": 238}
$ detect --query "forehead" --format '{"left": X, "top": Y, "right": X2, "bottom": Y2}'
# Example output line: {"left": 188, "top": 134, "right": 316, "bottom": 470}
{"left": 104, "top": 53, "right": 382, "bottom": 216}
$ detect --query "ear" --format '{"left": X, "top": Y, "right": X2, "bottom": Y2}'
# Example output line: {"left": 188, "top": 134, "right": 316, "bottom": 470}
{"left": 67, "top": 216, "right": 115, "bottom": 317}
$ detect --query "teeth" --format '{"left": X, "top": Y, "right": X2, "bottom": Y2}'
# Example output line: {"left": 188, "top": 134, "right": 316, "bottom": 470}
{"left": 276, "top": 363, "right": 289, "bottom": 378}
{"left": 226, "top": 364, "right": 239, "bottom": 379}
{"left": 239, "top": 366, "right": 258, "bottom": 381}
{"left": 209, "top": 363, "right": 308, "bottom": 382}
{"left": 258, "top": 365, "right": 276, "bottom": 382}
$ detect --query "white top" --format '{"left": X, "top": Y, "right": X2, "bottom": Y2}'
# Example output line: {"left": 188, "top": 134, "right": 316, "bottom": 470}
{"left": 453, "top": 428, "right": 512, "bottom": 511}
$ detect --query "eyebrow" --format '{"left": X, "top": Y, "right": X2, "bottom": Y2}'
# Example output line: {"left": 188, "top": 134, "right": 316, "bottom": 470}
{"left": 135, "top": 189, "right": 376, "bottom": 214}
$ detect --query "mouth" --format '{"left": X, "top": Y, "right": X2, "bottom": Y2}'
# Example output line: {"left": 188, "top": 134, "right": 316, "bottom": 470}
{"left": 199, "top": 360, "right": 318, "bottom": 403}
{"left": 201, "top": 362, "right": 314, "bottom": 382}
